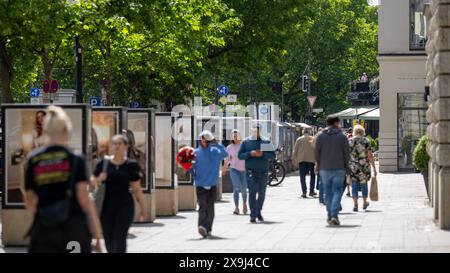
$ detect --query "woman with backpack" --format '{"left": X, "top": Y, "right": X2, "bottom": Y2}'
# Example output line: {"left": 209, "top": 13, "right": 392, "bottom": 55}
{"left": 24, "top": 105, "right": 102, "bottom": 253}
{"left": 91, "top": 134, "right": 147, "bottom": 253}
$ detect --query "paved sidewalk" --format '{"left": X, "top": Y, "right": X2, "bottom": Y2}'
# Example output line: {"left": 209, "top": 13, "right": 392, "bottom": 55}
{"left": 2, "top": 170, "right": 450, "bottom": 253}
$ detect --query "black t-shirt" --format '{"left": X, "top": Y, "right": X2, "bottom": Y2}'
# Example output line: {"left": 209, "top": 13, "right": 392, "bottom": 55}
{"left": 25, "top": 145, "right": 88, "bottom": 218}
{"left": 93, "top": 158, "right": 140, "bottom": 208}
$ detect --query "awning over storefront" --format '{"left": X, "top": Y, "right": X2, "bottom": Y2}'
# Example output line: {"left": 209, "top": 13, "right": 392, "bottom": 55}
{"left": 358, "top": 108, "right": 379, "bottom": 120}
{"left": 332, "top": 106, "right": 379, "bottom": 120}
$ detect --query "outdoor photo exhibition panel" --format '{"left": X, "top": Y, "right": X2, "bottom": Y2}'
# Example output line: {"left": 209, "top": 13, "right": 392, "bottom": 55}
{"left": 92, "top": 107, "right": 127, "bottom": 160}
{"left": 155, "top": 113, "right": 177, "bottom": 189}
{"left": 174, "top": 115, "right": 194, "bottom": 186}
{"left": 1, "top": 104, "right": 89, "bottom": 209}
{"left": 127, "top": 109, "right": 156, "bottom": 193}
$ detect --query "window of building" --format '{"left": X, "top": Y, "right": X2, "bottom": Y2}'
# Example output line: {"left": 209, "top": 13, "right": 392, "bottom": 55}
{"left": 410, "top": 0, "right": 428, "bottom": 50}
{"left": 397, "top": 93, "right": 428, "bottom": 170}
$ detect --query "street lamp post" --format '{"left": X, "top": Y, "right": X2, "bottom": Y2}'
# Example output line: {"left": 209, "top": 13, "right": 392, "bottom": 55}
{"left": 213, "top": 76, "right": 218, "bottom": 105}
{"left": 305, "top": 48, "right": 312, "bottom": 123}
{"left": 75, "top": 35, "right": 83, "bottom": 103}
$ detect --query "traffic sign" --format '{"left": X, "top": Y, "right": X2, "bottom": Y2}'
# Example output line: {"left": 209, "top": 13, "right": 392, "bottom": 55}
{"left": 312, "top": 108, "right": 323, "bottom": 113}
{"left": 30, "top": 87, "right": 40, "bottom": 98}
{"left": 89, "top": 97, "right": 101, "bottom": 106}
{"left": 101, "top": 99, "right": 107, "bottom": 106}
{"left": 133, "top": 101, "right": 141, "bottom": 108}
{"left": 219, "top": 96, "right": 228, "bottom": 105}
{"left": 43, "top": 80, "right": 50, "bottom": 93}
{"left": 307, "top": 96, "right": 317, "bottom": 108}
{"left": 30, "top": 97, "right": 40, "bottom": 105}
{"left": 50, "top": 79, "right": 59, "bottom": 93}
{"left": 218, "top": 85, "right": 229, "bottom": 96}
{"left": 227, "top": 94, "right": 237, "bottom": 103}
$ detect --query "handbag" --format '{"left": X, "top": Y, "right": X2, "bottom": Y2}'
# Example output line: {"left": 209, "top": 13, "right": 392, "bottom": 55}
{"left": 37, "top": 157, "right": 78, "bottom": 227}
{"left": 369, "top": 176, "right": 379, "bottom": 201}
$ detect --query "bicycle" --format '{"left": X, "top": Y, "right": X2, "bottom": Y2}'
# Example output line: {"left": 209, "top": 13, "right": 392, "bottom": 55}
{"left": 267, "top": 148, "right": 286, "bottom": 186}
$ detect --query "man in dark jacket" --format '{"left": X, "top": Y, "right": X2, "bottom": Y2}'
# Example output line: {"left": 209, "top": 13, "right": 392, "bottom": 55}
{"left": 238, "top": 124, "right": 275, "bottom": 223}
{"left": 315, "top": 116, "right": 350, "bottom": 226}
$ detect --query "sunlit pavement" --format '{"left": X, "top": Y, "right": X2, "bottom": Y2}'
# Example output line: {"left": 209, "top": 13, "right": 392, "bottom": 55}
{"left": 2, "top": 169, "right": 450, "bottom": 253}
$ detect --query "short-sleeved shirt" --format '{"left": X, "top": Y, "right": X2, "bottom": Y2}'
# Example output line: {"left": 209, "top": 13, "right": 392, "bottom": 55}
{"left": 25, "top": 145, "right": 88, "bottom": 218}
{"left": 348, "top": 137, "right": 372, "bottom": 183}
{"left": 93, "top": 158, "right": 140, "bottom": 208}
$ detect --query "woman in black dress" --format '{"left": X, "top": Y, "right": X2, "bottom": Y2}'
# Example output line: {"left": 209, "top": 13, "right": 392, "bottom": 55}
{"left": 24, "top": 106, "right": 102, "bottom": 253}
{"left": 91, "top": 134, "right": 147, "bottom": 253}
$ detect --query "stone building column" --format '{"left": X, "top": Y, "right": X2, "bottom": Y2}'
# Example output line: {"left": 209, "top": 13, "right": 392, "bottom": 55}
{"left": 426, "top": 0, "right": 450, "bottom": 229}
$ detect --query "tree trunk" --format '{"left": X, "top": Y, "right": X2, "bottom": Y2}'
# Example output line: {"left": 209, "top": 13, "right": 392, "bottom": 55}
{"left": 0, "top": 37, "right": 14, "bottom": 103}
{"left": 105, "top": 41, "right": 112, "bottom": 105}
{"left": 41, "top": 46, "right": 53, "bottom": 80}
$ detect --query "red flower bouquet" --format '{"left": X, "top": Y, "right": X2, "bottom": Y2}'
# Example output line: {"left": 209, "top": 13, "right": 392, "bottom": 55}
{"left": 176, "top": 146, "right": 195, "bottom": 170}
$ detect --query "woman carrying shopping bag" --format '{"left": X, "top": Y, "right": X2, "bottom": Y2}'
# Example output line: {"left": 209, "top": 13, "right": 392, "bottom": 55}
{"left": 348, "top": 125, "right": 377, "bottom": 212}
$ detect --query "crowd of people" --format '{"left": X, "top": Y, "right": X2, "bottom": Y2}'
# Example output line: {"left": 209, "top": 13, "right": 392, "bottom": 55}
{"left": 293, "top": 116, "right": 377, "bottom": 226}
{"left": 21, "top": 105, "right": 376, "bottom": 253}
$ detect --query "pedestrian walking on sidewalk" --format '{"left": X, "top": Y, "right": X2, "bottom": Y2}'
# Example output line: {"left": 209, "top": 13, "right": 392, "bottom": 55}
{"left": 315, "top": 116, "right": 350, "bottom": 226}
{"left": 25, "top": 106, "right": 102, "bottom": 253}
{"left": 292, "top": 127, "right": 316, "bottom": 198}
{"left": 91, "top": 134, "right": 147, "bottom": 253}
{"left": 348, "top": 125, "right": 377, "bottom": 212}
{"left": 238, "top": 124, "right": 275, "bottom": 223}
{"left": 315, "top": 128, "right": 326, "bottom": 205}
{"left": 223, "top": 129, "right": 248, "bottom": 215}
{"left": 191, "top": 131, "right": 228, "bottom": 238}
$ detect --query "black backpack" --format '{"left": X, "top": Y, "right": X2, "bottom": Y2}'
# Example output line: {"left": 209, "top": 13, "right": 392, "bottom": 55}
{"left": 37, "top": 156, "right": 78, "bottom": 227}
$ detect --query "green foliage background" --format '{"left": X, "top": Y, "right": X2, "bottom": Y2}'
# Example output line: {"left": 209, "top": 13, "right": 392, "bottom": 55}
{"left": 1, "top": 0, "right": 378, "bottom": 120}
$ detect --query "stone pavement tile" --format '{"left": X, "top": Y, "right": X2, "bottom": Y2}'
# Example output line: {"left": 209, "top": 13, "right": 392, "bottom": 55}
{"left": 404, "top": 233, "right": 430, "bottom": 248}
{"left": 428, "top": 231, "right": 450, "bottom": 247}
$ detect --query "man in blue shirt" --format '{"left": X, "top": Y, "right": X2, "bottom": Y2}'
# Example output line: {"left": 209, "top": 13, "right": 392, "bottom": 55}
{"left": 191, "top": 130, "right": 228, "bottom": 238}
{"left": 238, "top": 124, "right": 275, "bottom": 223}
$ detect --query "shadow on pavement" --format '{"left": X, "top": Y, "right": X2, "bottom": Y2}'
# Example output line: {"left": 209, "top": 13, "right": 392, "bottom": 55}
{"left": 250, "top": 221, "right": 283, "bottom": 225}
{"left": 326, "top": 225, "right": 361, "bottom": 228}
{"left": 156, "top": 215, "right": 187, "bottom": 220}
{"left": 127, "top": 233, "right": 137, "bottom": 239}
{"left": 364, "top": 210, "right": 382, "bottom": 213}
{"left": 132, "top": 222, "right": 165, "bottom": 228}
{"left": 186, "top": 235, "right": 229, "bottom": 241}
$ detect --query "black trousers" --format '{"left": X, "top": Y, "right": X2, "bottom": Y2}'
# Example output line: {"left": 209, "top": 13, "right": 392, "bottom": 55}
{"left": 29, "top": 216, "right": 91, "bottom": 253}
{"left": 101, "top": 199, "right": 134, "bottom": 253}
{"left": 196, "top": 186, "right": 217, "bottom": 232}
{"left": 299, "top": 162, "right": 316, "bottom": 194}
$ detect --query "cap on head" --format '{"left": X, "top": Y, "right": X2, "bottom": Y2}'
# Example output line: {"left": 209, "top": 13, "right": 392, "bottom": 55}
{"left": 200, "top": 130, "right": 214, "bottom": 141}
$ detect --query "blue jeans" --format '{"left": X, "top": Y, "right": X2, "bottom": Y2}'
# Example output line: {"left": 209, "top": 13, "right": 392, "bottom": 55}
{"left": 299, "top": 162, "right": 316, "bottom": 194}
{"left": 352, "top": 180, "right": 368, "bottom": 199}
{"left": 318, "top": 175, "right": 325, "bottom": 204}
{"left": 229, "top": 168, "right": 248, "bottom": 207}
{"left": 246, "top": 170, "right": 268, "bottom": 219}
{"left": 319, "top": 170, "right": 346, "bottom": 220}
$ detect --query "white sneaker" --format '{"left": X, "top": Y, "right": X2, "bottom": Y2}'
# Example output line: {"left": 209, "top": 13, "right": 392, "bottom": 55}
{"left": 198, "top": 226, "right": 208, "bottom": 238}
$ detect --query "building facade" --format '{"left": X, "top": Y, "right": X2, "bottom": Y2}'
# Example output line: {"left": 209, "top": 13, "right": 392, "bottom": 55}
{"left": 378, "top": 0, "right": 429, "bottom": 172}
{"left": 424, "top": 0, "right": 450, "bottom": 229}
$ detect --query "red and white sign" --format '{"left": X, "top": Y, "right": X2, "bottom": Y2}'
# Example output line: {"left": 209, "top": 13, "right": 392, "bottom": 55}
{"left": 43, "top": 80, "right": 50, "bottom": 93}
{"left": 50, "top": 79, "right": 59, "bottom": 93}
{"left": 307, "top": 96, "right": 317, "bottom": 108}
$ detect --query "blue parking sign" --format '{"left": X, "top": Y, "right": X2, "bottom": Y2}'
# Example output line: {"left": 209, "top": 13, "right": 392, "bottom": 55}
{"left": 89, "top": 97, "right": 101, "bottom": 106}
{"left": 30, "top": 87, "right": 40, "bottom": 98}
